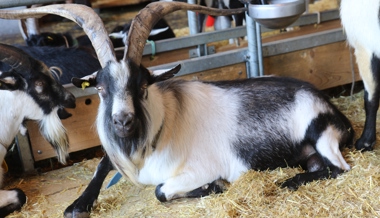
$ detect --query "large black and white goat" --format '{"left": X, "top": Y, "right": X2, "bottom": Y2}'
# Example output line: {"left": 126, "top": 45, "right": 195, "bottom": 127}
{"left": 340, "top": 0, "right": 380, "bottom": 151}
{"left": 0, "top": 3, "right": 354, "bottom": 217}
{"left": 0, "top": 43, "right": 75, "bottom": 217}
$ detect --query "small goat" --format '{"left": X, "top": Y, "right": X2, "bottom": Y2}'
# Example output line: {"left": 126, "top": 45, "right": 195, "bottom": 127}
{"left": 0, "top": 45, "right": 101, "bottom": 85}
{"left": 109, "top": 18, "right": 176, "bottom": 48}
{"left": 0, "top": 3, "right": 354, "bottom": 218}
{"left": 0, "top": 43, "right": 75, "bottom": 217}
{"left": 21, "top": 17, "right": 174, "bottom": 49}
{"left": 340, "top": 0, "right": 380, "bottom": 151}
{"left": 15, "top": 18, "right": 102, "bottom": 85}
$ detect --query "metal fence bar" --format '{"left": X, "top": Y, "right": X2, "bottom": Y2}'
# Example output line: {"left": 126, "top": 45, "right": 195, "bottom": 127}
{"left": 115, "top": 9, "right": 340, "bottom": 56}
{"left": 147, "top": 28, "right": 345, "bottom": 75}
{"left": 0, "top": 0, "right": 64, "bottom": 8}
{"left": 262, "top": 28, "right": 345, "bottom": 57}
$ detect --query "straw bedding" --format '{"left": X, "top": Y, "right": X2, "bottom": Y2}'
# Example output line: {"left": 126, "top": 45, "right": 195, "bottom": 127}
{"left": 4, "top": 90, "right": 380, "bottom": 218}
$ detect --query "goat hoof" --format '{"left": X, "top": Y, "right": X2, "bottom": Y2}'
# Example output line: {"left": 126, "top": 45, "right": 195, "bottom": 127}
{"left": 280, "top": 179, "right": 300, "bottom": 191}
{"left": 355, "top": 138, "right": 375, "bottom": 151}
{"left": 64, "top": 199, "right": 93, "bottom": 218}
{"left": 155, "top": 183, "right": 167, "bottom": 202}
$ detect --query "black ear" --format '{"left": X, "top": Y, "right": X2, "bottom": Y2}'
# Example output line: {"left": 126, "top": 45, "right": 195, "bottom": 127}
{"left": 71, "top": 71, "right": 97, "bottom": 89}
{"left": 0, "top": 71, "right": 24, "bottom": 91}
{"left": 151, "top": 64, "right": 181, "bottom": 83}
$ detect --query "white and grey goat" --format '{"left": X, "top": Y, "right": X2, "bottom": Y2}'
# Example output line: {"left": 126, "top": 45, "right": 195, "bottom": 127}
{"left": 340, "top": 0, "right": 380, "bottom": 151}
{"left": 0, "top": 43, "right": 75, "bottom": 217}
{"left": 0, "top": 3, "right": 355, "bottom": 217}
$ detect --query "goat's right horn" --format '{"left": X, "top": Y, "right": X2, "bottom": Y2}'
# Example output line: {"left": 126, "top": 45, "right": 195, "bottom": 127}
{"left": 0, "top": 43, "right": 32, "bottom": 74}
{"left": 124, "top": 1, "right": 247, "bottom": 66}
{"left": 0, "top": 4, "right": 116, "bottom": 68}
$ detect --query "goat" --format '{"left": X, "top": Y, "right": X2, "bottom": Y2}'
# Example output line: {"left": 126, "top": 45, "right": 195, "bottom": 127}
{"left": 340, "top": 0, "right": 380, "bottom": 151}
{"left": 0, "top": 3, "right": 354, "bottom": 217}
{"left": 0, "top": 43, "right": 75, "bottom": 217}
{"left": 109, "top": 18, "right": 176, "bottom": 48}
{"left": 0, "top": 45, "right": 101, "bottom": 85}
{"left": 21, "top": 16, "right": 174, "bottom": 49}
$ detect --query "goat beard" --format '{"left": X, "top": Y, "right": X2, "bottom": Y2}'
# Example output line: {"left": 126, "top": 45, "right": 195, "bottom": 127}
{"left": 38, "top": 108, "right": 69, "bottom": 165}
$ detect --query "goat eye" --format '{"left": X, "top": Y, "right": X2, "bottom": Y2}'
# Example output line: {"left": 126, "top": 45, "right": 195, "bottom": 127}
{"left": 141, "top": 84, "right": 147, "bottom": 90}
{"left": 96, "top": 86, "right": 103, "bottom": 92}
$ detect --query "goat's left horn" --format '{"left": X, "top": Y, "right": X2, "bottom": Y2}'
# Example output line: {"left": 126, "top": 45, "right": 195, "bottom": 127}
{"left": 125, "top": 1, "right": 247, "bottom": 66}
{"left": 0, "top": 4, "right": 116, "bottom": 68}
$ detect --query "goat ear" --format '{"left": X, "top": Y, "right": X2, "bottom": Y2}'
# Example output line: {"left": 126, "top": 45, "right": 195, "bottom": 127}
{"left": 151, "top": 64, "right": 181, "bottom": 83}
{"left": 71, "top": 71, "right": 97, "bottom": 89}
{"left": 0, "top": 72, "right": 23, "bottom": 91}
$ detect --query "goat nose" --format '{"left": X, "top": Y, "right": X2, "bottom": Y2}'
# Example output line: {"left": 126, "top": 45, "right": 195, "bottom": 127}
{"left": 113, "top": 113, "right": 134, "bottom": 128}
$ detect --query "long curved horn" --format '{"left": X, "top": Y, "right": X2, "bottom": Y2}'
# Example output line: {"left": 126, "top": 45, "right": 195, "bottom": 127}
{"left": 0, "top": 4, "right": 116, "bottom": 68}
{"left": 125, "top": 1, "right": 247, "bottom": 66}
{"left": 0, "top": 43, "right": 32, "bottom": 74}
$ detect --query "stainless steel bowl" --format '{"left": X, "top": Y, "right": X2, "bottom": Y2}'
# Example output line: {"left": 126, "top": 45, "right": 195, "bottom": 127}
{"left": 248, "top": 0, "right": 306, "bottom": 29}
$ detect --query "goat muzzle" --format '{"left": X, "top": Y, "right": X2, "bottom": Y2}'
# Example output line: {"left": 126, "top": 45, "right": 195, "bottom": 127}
{"left": 112, "top": 112, "right": 135, "bottom": 137}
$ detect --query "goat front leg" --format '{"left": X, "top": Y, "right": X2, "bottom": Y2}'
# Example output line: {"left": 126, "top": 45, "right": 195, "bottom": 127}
{"left": 64, "top": 155, "right": 113, "bottom": 218}
{"left": 355, "top": 47, "right": 380, "bottom": 151}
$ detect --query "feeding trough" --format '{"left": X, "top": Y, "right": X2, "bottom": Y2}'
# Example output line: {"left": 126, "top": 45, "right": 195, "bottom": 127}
{"left": 248, "top": 0, "right": 306, "bottom": 29}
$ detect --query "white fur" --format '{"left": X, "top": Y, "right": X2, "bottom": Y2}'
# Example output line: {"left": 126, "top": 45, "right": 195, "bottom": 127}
{"left": 0, "top": 190, "right": 20, "bottom": 208}
{"left": 340, "top": 0, "right": 380, "bottom": 57}
{"left": 290, "top": 91, "right": 332, "bottom": 141}
{"left": 138, "top": 83, "right": 247, "bottom": 189}
{"left": 39, "top": 107, "right": 69, "bottom": 164}
{"left": 0, "top": 91, "right": 44, "bottom": 147}
{"left": 149, "top": 27, "right": 169, "bottom": 36}
{"left": 340, "top": 0, "right": 380, "bottom": 100}
{"left": 316, "top": 126, "right": 350, "bottom": 171}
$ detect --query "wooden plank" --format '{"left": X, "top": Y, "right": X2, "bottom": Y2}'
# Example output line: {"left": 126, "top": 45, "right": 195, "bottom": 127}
{"left": 179, "top": 63, "right": 247, "bottom": 81}
{"left": 27, "top": 95, "right": 101, "bottom": 161}
{"left": 141, "top": 47, "right": 196, "bottom": 68}
{"left": 263, "top": 41, "right": 360, "bottom": 90}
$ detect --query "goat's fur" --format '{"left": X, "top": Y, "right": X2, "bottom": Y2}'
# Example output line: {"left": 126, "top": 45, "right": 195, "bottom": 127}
{"left": 340, "top": 0, "right": 380, "bottom": 151}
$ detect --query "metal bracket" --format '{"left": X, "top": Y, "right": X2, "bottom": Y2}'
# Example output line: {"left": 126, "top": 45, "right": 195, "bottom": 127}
{"left": 189, "top": 45, "right": 216, "bottom": 58}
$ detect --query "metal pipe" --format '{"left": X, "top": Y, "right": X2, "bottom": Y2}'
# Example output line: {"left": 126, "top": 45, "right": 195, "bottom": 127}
{"left": 256, "top": 22, "right": 264, "bottom": 76}
{"left": 187, "top": 0, "right": 199, "bottom": 35}
{"left": 0, "top": 0, "right": 63, "bottom": 8}
{"left": 245, "top": 10, "right": 259, "bottom": 78}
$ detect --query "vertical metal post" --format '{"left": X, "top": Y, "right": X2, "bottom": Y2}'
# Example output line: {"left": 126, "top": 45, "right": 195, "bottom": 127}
{"left": 187, "top": 0, "right": 207, "bottom": 57}
{"left": 187, "top": 0, "right": 199, "bottom": 35}
{"left": 256, "top": 22, "right": 264, "bottom": 76}
{"left": 245, "top": 10, "right": 259, "bottom": 78}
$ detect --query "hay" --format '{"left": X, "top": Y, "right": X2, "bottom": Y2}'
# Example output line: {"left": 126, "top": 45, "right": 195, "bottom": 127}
{"left": 308, "top": 0, "right": 340, "bottom": 13}
{"left": 4, "top": 90, "right": 380, "bottom": 217}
